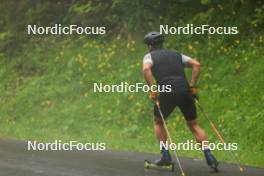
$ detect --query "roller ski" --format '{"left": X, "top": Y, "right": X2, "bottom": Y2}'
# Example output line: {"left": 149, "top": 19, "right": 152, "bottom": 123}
{"left": 204, "top": 149, "right": 219, "bottom": 172}
{"left": 144, "top": 149, "right": 175, "bottom": 172}
{"left": 144, "top": 159, "right": 174, "bottom": 172}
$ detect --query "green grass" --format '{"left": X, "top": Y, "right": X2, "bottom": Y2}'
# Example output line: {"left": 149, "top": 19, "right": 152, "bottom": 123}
{"left": 0, "top": 36, "right": 263, "bottom": 167}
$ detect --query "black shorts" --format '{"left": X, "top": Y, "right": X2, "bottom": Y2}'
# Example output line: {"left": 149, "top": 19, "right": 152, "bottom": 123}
{"left": 154, "top": 90, "right": 197, "bottom": 121}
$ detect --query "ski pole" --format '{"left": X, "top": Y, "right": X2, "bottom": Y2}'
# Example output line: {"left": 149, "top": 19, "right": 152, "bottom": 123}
{"left": 155, "top": 101, "right": 185, "bottom": 176}
{"left": 194, "top": 98, "right": 244, "bottom": 172}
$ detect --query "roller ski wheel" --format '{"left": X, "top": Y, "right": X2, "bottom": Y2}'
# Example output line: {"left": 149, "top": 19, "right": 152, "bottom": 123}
{"left": 144, "top": 160, "right": 174, "bottom": 172}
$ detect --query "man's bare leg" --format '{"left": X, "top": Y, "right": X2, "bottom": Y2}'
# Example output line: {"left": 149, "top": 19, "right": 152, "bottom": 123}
{"left": 153, "top": 116, "right": 166, "bottom": 143}
{"left": 187, "top": 119, "right": 218, "bottom": 169}
{"left": 153, "top": 116, "right": 172, "bottom": 165}
{"left": 187, "top": 119, "right": 208, "bottom": 145}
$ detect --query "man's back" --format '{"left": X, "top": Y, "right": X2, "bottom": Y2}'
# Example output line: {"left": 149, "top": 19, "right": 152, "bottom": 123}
{"left": 150, "top": 49, "right": 189, "bottom": 91}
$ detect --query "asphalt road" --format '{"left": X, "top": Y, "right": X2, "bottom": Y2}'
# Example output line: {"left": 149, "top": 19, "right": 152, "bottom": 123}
{"left": 0, "top": 139, "right": 263, "bottom": 176}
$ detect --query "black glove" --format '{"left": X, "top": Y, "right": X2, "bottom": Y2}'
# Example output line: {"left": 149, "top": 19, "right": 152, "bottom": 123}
{"left": 190, "top": 86, "right": 199, "bottom": 100}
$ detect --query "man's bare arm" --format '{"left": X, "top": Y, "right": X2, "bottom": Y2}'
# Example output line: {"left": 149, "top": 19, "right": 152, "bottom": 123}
{"left": 142, "top": 63, "right": 154, "bottom": 87}
{"left": 186, "top": 58, "right": 201, "bottom": 87}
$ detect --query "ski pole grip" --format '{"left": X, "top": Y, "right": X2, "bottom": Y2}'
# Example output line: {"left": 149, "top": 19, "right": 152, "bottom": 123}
{"left": 156, "top": 101, "right": 160, "bottom": 108}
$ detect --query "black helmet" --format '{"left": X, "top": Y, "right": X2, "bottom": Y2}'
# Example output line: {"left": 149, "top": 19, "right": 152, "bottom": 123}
{"left": 144, "top": 32, "right": 164, "bottom": 45}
